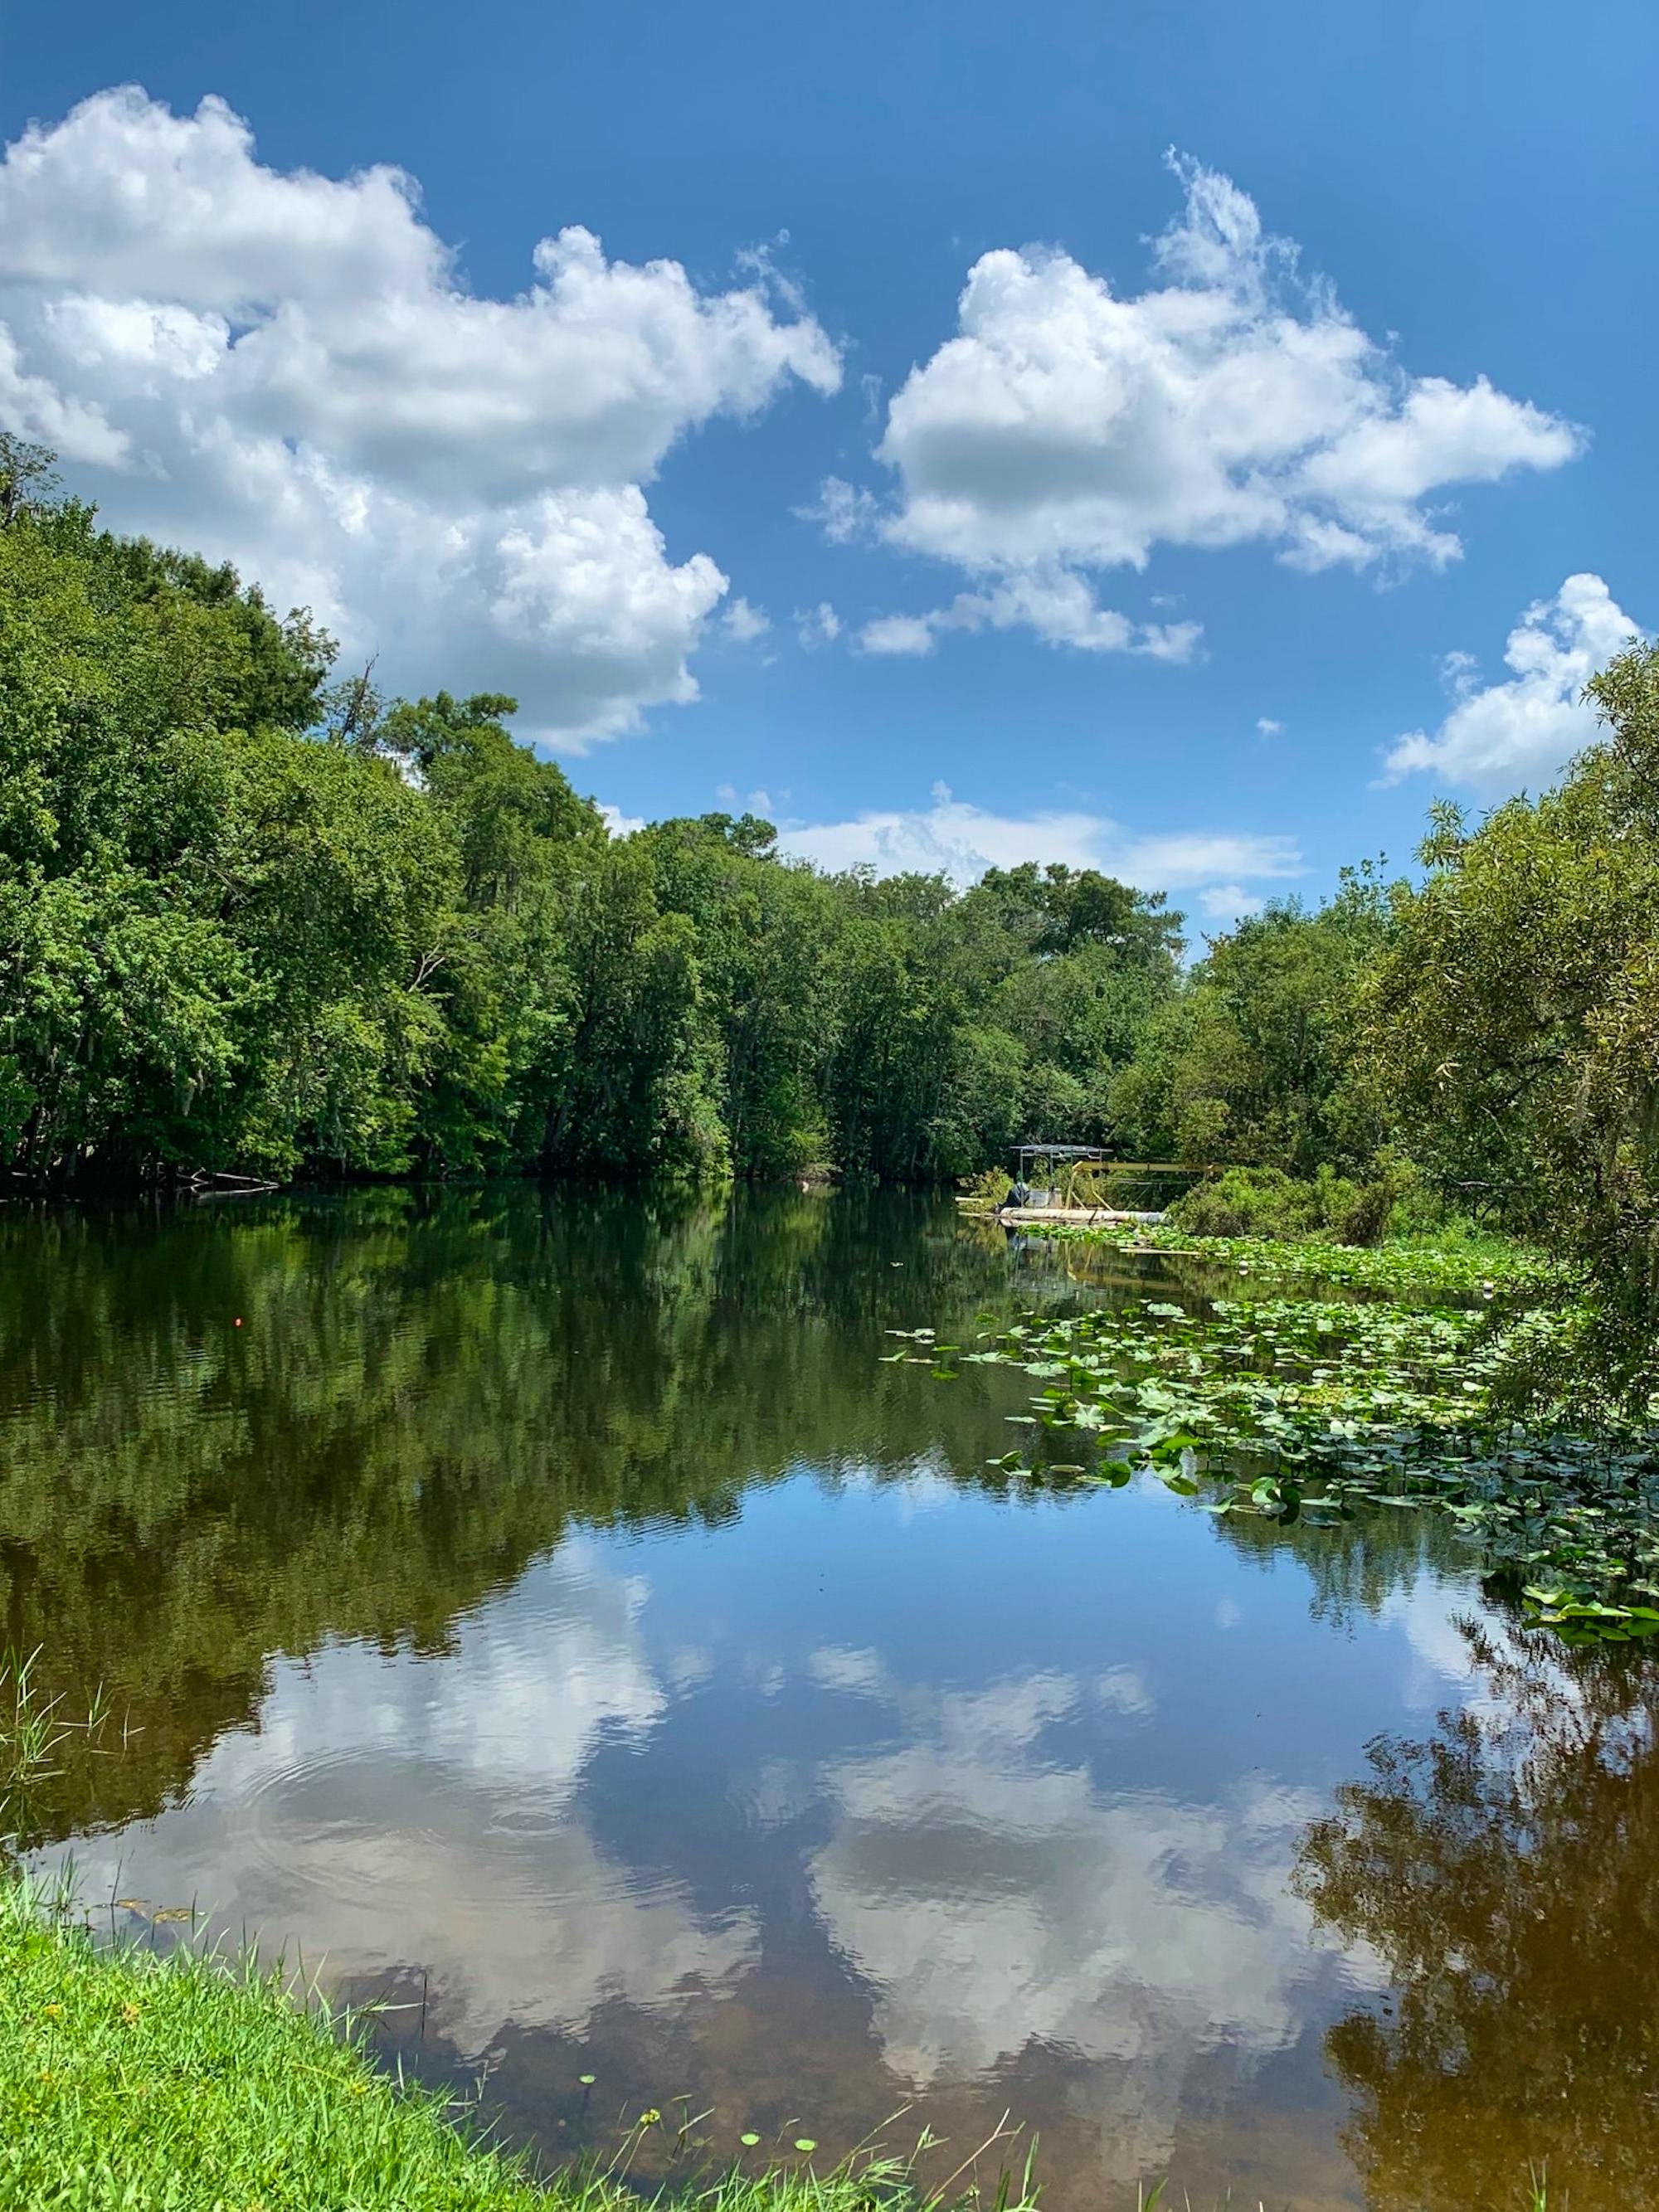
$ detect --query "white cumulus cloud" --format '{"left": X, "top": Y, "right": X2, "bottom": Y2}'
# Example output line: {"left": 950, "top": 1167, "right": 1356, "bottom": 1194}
{"left": 1380, "top": 573, "right": 1642, "bottom": 794}
{"left": 838, "top": 152, "right": 1580, "bottom": 659}
{"left": 0, "top": 86, "right": 840, "bottom": 745}
{"left": 773, "top": 784, "right": 1301, "bottom": 915}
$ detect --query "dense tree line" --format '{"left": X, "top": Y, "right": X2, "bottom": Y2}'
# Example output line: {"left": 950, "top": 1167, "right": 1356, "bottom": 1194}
{"left": 1365, "top": 647, "right": 1659, "bottom": 1396}
{"left": 0, "top": 442, "right": 1183, "bottom": 1190}
{"left": 1104, "top": 639, "right": 1659, "bottom": 1395}
{"left": 6, "top": 436, "right": 1658, "bottom": 1383}
{"left": 1105, "top": 862, "right": 1394, "bottom": 1179}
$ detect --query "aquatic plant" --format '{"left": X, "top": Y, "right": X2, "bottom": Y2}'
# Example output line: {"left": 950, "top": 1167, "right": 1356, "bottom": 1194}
{"left": 0, "top": 1649, "right": 111, "bottom": 1855}
{"left": 902, "top": 1292, "right": 1659, "bottom": 1640}
{"left": 1041, "top": 1223, "right": 1574, "bottom": 1299}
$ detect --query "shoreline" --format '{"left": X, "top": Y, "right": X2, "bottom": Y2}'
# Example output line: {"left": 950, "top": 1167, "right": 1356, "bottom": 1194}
{"left": 0, "top": 1881, "right": 1032, "bottom": 2212}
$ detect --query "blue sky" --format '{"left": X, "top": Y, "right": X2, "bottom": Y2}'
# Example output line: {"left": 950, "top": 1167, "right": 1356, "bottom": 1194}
{"left": 4, "top": 0, "right": 1653, "bottom": 927}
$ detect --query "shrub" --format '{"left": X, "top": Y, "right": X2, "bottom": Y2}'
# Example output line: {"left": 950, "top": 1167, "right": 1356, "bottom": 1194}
{"left": 1169, "top": 1164, "right": 1402, "bottom": 1246}
{"left": 1326, "top": 1175, "right": 1394, "bottom": 1247}
{"left": 1168, "top": 1167, "right": 1326, "bottom": 1239}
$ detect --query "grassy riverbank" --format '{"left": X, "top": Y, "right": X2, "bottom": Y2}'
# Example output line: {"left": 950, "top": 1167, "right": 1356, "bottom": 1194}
{"left": 0, "top": 1883, "right": 1029, "bottom": 2212}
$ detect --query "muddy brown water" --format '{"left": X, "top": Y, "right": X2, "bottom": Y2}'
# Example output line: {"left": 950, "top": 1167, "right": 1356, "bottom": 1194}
{"left": 8, "top": 1186, "right": 1655, "bottom": 2209}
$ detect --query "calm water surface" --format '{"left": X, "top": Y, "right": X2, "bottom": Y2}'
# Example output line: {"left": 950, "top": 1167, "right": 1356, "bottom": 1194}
{"left": 7, "top": 1189, "right": 1655, "bottom": 2210}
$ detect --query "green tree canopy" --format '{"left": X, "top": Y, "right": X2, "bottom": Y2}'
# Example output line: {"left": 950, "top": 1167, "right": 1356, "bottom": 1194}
{"left": 1107, "top": 868, "right": 1394, "bottom": 1173}
{"left": 0, "top": 456, "right": 1194, "bottom": 1193}
{"left": 1365, "top": 644, "right": 1659, "bottom": 1394}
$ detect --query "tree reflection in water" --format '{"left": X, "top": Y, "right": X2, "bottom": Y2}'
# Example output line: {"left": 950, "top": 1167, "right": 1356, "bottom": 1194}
{"left": 0, "top": 1184, "right": 1094, "bottom": 1844}
{"left": 1297, "top": 1616, "right": 1659, "bottom": 2210}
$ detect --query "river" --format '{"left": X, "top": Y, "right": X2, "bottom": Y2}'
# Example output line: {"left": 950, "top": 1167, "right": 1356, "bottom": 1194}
{"left": 7, "top": 1187, "right": 1652, "bottom": 2208}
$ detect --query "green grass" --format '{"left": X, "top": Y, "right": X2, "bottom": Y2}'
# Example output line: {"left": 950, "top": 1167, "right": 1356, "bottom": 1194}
{"left": 1, "top": 1647, "right": 113, "bottom": 1856}
{"left": 0, "top": 1880, "right": 1035, "bottom": 2212}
